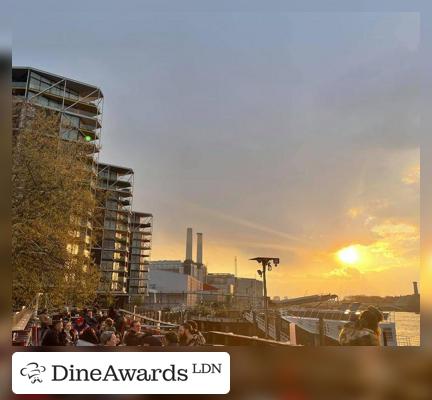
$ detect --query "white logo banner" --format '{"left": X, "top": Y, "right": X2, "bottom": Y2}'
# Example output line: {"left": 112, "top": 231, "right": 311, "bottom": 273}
{"left": 13, "top": 351, "right": 230, "bottom": 394}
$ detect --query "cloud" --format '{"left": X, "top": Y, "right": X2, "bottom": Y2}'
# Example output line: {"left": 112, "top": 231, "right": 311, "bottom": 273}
{"left": 402, "top": 164, "right": 420, "bottom": 185}
{"left": 371, "top": 221, "right": 419, "bottom": 245}
{"left": 347, "top": 207, "right": 364, "bottom": 219}
{"left": 325, "top": 266, "right": 364, "bottom": 279}
{"left": 325, "top": 220, "right": 419, "bottom": 279}
{"left": 181, "top": 200, "right": 306, "bottom": 243}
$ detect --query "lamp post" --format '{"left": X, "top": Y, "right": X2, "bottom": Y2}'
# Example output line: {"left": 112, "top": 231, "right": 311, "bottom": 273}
{"left": 249, "top": 257, "right": 280, "bottom": 338}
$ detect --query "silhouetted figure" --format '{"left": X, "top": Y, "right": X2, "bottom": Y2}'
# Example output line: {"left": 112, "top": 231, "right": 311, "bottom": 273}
{"left": 41, "top": 319, "right": 64, "bottom": 346}
{"left": 79, "top": 327, "right": 99, "bottom": 345}
{"left": 339, "top": 306, "right": 383, "bottom": 346}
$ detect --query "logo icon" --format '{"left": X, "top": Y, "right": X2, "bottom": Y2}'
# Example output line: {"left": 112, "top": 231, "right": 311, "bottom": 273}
{"left": 20, "top": 362, "right": 46, "bottom": 384}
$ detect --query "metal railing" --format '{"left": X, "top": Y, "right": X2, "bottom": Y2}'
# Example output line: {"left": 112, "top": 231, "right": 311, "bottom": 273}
{"left": 115, "top": 308, "right": 179, "bottom": 329}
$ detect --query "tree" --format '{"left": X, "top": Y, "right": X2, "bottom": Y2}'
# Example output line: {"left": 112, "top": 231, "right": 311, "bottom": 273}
{"left": 12, "top": 102, "right": 100, "bottom": 309}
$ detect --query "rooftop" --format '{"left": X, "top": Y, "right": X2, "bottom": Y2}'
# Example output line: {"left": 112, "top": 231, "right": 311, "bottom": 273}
{"left": 98, "top": 162, "right": 133, "bottom": 175}
{"left": 13, "top": 66, "right": 104, "bottom": 98}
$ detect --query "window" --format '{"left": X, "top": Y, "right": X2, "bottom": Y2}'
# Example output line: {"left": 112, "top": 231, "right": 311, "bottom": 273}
{"left": 60, "top": 128, "right": 79, "bottom": 141}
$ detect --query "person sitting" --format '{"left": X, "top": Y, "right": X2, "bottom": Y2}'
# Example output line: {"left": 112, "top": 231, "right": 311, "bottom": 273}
{"left": 73, "top": 316, "right": 89, "bottom": 336}
{"left": 100, "top": 317, "right": 116, "bottom": 333}
{"left": 38, "top": 309, "right": 52, "bottom": 343}
{"left": 61, "top": 319, "right": 74, "bottom": 346}
{"left": 100, "top": 331, "right": 120, "bottom": 347}
{"left": 39, "top": 309, "right": 51, "bottom": 328}
{"left": 339, "top": 306, "right": 384, "bottom": 346}
{"left": 123, "top": 320, "right": 149, "bottom": 346}
{"left": 77, "top": 327, "right": 99, "bottom": 345}
{"left": 178, "top": 323, "right": 198, "bottom": 346}
{"left": 186, "top": 320, "right": 206, "bottom": 345}
{"left": 70, "top": 328, "right": 79, "bottom": 345}
{"left": 41, "top": 319, "right": 64, "bottom": 346}
{"left": 84, "top": 309, "right": 98, "bottom": 328}
{"left": 108, "top": 306, "right": 119, "bottom": 321}
{"left": 141, "top": 335, "right": 163, "bottom": 346}
{"left": 164, "top": 331, "right": 180, "bottom": 347}
{"left": 115, "top": 315, "right": 128, "bottom": 338}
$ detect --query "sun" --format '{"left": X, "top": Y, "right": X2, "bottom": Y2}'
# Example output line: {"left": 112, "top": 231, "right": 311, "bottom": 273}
{"left": 337, "top": 245, "right": 360, "bottom": 265}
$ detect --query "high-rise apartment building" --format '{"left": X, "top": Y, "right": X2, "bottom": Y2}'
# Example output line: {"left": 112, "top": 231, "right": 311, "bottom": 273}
{"left": 12, "top": 67, "right": 103, "bottom": 146}
{"left": 92, "top": 164, "right": 153, "bottom": 304}
{"left": 13, "top": 67, "right": 152, "bottom": 306}
{"left": 12, "top": 66, "right": 103, "bottom": 262}
{"left": 92, "top": 163, "right": 133, "bottom": 300}
{"left": 128, "top": 211, "right": 153, "bottom": 299}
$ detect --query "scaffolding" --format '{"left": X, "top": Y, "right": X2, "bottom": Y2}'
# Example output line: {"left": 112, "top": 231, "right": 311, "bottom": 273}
{"left": 129, "top": 212, "right": 153, "bottom": 299}
{"left": 13, "top": 67, "right": 153, "bottom": 306}
{"left": 92, "top": 163, "right": 134, "bottom": 299}
{"left": 12, "top": 66, "right": 104, "bottom": 265}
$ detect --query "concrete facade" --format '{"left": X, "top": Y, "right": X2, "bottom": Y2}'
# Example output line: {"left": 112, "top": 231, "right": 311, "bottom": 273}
{"left": 145, "top": 268, "right": 202, "bottom": 309}
{"left": 206, "top": 273, "right": 236, "bottom": 303}
{"left": 234, "top": 277, "right": 264, "bottom": 309}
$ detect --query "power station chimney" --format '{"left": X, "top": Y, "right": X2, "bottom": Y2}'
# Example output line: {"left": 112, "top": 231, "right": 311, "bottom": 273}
{"left": 413, "top": 281, "right": 419, "bottom": 296}
{"left": 186, "top": 227, "right": 193, "bottom": 261}
{"left": 197, "top": 233, "right": 203, "bottom": 265}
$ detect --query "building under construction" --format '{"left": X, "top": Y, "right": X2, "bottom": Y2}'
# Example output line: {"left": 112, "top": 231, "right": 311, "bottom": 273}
{"left": 128, "top": 211, "right": 153, "bottom": 299}
{"left": 92, "top": 163, "right": 134, "bottom": 299}
{"left": 12, "top": 66, "right": 103, "bottom": 148}
{"left": 12, "top": 66, "right": 103, "bottom": 264}
{"left": 13, "top": 67, "right": 153, "bottom": 305}
{"left": 92, "top": 163, "right": 153, "bottom": 305}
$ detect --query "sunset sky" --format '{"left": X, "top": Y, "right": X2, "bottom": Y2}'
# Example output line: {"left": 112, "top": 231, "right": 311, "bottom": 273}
{"left": 12, "top": 4, "right": 420, "bottom": 297}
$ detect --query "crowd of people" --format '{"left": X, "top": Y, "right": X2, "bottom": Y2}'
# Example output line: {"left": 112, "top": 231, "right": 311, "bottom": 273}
{"left": 37, "top": 305, "right": 384, "bottom": 347}
{"left": 38, "top": 306, "right": 206, "bottom": 347}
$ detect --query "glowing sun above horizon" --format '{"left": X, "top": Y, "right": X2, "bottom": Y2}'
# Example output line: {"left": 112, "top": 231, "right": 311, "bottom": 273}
{"left": 337, "top": 245, "right": 360, "bottom": 265}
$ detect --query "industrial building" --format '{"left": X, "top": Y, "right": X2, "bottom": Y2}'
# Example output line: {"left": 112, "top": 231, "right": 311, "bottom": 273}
{"left": 146, "top": 268, "right": 202, "bottom": 309}
{"left": 206, "top": 273, "right": 236, "bottom": 304}
{"left": 203, "top": 274, "right": 263, "bottom": 308}
{"left": 234, "top": 277, "right": 264, "bottom": 309}
{"left": 146, "top": 228, "right": 207, "bottom": 309}
{"left": 147, "top": 228, "right": 264, "bottom": 310}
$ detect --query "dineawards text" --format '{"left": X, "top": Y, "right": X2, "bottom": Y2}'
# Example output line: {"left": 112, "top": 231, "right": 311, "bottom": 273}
{"left": 52, "top": 364, "right": 188, "bottom": 382}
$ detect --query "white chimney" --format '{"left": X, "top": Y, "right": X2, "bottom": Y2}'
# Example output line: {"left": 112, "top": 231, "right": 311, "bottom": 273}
{"left": 197, "top": 233, "right": 203, "bottom": 265}
{"left": 186, "top": 227, "right": 193, "bottom": 261}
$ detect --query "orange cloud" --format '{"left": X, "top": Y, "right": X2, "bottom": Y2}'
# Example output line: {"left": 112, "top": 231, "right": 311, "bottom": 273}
{"left": 347, "top": 207, "right": 363, "bottom": 219}
{"left": 325, "top": 220, "right": 419, "bottom": 279}
{"left": 402, "top": 164, "right": 420, "bottom": 185}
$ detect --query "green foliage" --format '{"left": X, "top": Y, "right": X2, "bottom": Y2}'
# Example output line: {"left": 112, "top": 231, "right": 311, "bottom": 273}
{"left": 12, "top": 102, "right": 100, "bottom": 309}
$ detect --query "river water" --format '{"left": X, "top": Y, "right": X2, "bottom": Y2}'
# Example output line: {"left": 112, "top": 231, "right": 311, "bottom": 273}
{"left": 392, "top": 312, "right": 420, "bottom": 346}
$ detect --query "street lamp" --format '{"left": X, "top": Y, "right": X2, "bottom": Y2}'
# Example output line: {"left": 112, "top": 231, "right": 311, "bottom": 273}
{"left": 249, "top": 257, "right": 280, "bottom": 338}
